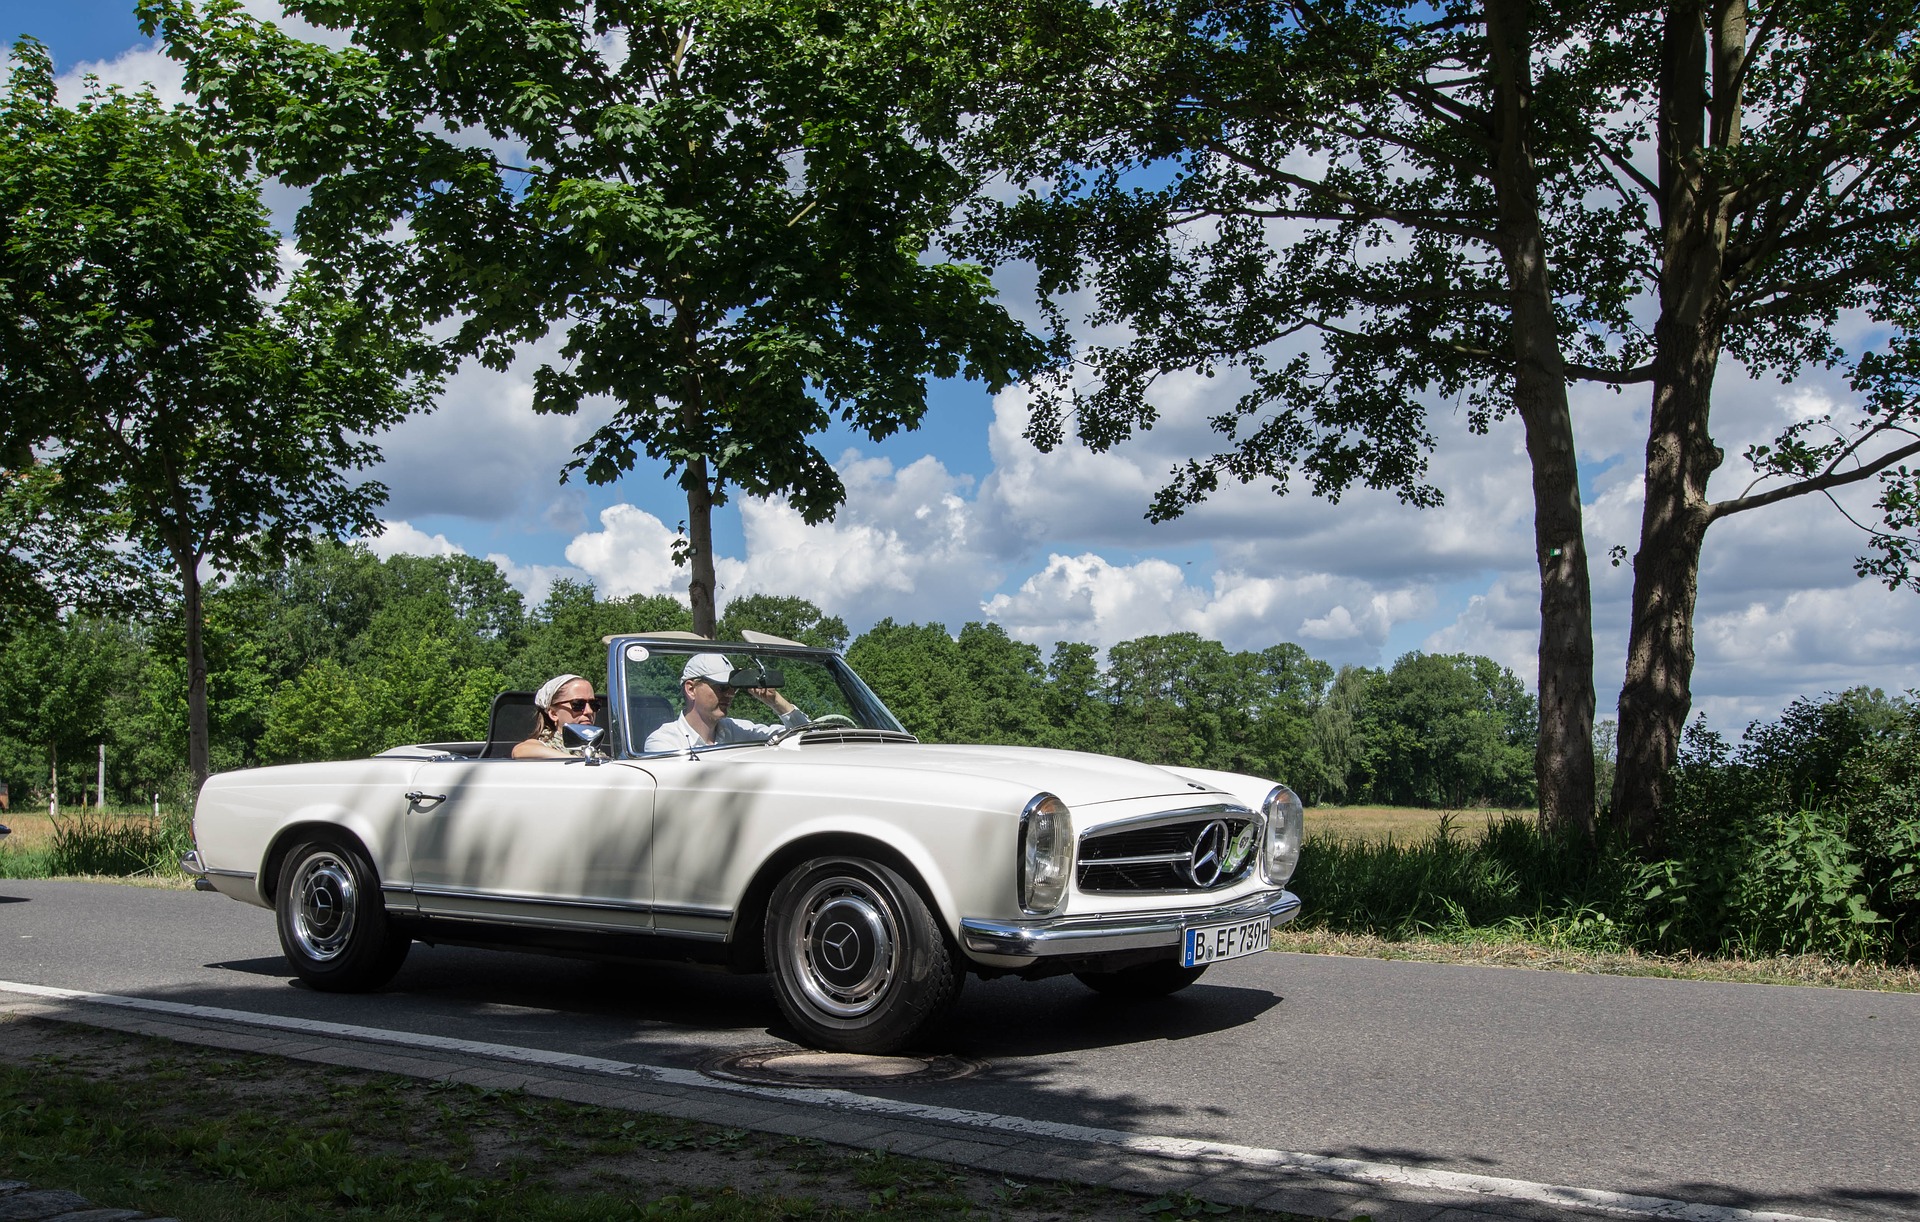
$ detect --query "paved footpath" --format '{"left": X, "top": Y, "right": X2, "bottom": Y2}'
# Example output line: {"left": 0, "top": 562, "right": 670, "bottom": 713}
{"left": 0, "top": 1180, "right": 178, "bottom": 1222}
{"left": 0, "top": 987, "right": 1848, "bottom": 1222}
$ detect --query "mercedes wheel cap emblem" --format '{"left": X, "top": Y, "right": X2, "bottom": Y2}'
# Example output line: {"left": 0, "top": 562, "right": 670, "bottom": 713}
{"left": 820, "top": 922, "right": 860, "bottom": 972}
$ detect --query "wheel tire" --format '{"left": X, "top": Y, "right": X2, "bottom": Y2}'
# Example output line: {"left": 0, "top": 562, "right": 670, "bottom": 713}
{"left": 275, "top": 837, "right": 411, "bottom": 992}
{"left": 1074, "top": 960, "right": 1207, "bottom": 998}
{"left": 764, "top": 857, "right": 961, "bottom": 1054}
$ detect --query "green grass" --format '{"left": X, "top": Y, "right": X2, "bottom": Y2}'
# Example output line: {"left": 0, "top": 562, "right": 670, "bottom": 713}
{"left": 0, "top": 805, "right": 192, "bottom": 880}
{"left": 0, "top": 1017, "right": 1302, "bottom": 1222}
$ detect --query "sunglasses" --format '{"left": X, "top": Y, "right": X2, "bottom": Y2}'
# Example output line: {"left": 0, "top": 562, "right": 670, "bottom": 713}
{"left": 552, "top": 697, "right": 604, "bottom": 714}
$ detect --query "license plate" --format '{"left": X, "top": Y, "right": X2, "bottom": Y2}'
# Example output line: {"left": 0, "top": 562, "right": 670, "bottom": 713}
{"left": 1181, "top": 916, "right": 1272, "bottom": 967}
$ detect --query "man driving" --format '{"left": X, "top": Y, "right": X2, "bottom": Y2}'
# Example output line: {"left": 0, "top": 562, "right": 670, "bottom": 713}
{"left": 645, "top": 653, "right": 809, "bottom": 752}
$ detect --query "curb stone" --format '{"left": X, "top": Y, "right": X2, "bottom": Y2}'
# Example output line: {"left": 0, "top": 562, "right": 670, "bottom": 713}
{"left": 0, "top": 1183, "right": 177, "bottom": 1222}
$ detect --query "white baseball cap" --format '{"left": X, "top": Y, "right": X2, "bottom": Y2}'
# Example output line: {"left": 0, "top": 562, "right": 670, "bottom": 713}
{"left": 681, "top": 654, "right": 736, "bottom": 685}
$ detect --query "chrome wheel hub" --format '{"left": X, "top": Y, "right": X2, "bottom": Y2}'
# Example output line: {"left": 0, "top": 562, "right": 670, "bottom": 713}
{"left": 290, "top": 852, "right": 357, "bottom": 961}
{"left": 790, "top": 875, "right": 897, "bottom": 1019}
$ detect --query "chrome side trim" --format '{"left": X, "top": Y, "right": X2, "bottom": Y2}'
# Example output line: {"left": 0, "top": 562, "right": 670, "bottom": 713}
{"left": 413, "top": 885, "right": 653, "bottom": 915}
{"left": 409, "top": 887, "right": 733, "bottom": 924}
{"left": 960, "top": 889, "right": 1300, "bottom": 958}
{"left": 206, "top": 867, "right": 256, "bottom": 881}
{"left": 653, "top": 902, "right": 733, "bottom": 919}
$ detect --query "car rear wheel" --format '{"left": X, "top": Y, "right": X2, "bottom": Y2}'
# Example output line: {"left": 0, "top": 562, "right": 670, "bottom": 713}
{"left": 1074, "top": 960, "right": 1207, "bottom": 998}
{"left": 276, "top": 837, "right": 411, "bottom": 992}
{"left": 764, "top": 857, "right": 961, "bottom": 1054}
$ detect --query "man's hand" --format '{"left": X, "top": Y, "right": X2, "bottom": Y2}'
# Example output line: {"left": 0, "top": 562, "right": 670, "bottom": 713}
{"left": 746, "top": 686, "right": 797, "bottom": 717}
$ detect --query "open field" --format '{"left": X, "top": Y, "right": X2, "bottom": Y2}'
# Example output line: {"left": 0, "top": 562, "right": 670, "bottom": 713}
{"left": 1304, "top": 804, "right": 1530, "bottom": 843}
{"left": 0, "top": 807, "right": 184, "bottom": 851}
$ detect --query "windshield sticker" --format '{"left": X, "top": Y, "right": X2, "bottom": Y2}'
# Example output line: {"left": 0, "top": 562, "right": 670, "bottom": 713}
{"left": 624, "top": 645, "right": 650, "bottom": 662}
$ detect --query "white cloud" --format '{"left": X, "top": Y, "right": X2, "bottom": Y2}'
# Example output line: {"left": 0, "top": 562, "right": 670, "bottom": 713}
{"left": 361, "top": 520, "right": 584, "bottom": 606}
{"left": 55, "top": 44, "right": 187, "bottom": 107}
{"left": 983, "top": 553, "right": 1435, "bottom": 660}
{"left": 482, "top": 553, "right": 583, "bottom": 609}
{"left": 363, "top": 520, "right": 462, "bottom": 560}
{"left": 563, "top": 505, "right": 690, "bottom": 600}
{"left": 369, "top": 339, "right": 620, "bottom": 524}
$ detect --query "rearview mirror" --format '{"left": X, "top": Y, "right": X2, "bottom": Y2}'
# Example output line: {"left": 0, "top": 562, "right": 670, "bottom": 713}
{"left": 727, "top": 664, "right": 784, "bottom": 689}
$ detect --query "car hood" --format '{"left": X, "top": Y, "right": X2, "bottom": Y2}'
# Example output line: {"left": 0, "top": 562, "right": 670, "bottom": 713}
{"left": 786, "top": 740, "right": 1224, "bottom": 809}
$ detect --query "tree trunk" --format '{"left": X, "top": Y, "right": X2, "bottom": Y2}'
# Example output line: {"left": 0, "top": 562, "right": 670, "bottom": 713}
{"left": 1609, "top": 0, "right": 1738, "bottom": 848}
{"left": 1486, "top": 0, "right": 1596, "bottom": 837}
{"left": 182, "top": 556, "right": 211, "bottom": 793}
{"left": 684, "top": 454, "right": 718, "bottom": 638}
{"left": 1612, "top": 321, "right": 1723, "bottom": 846}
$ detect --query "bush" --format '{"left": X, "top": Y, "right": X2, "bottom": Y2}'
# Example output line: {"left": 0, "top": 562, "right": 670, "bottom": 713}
{"left": 46, "top": 806, "right": 193, "bottom": 877}
{"left": 1298, "top": 690, "right": 1920, "bottom": 965}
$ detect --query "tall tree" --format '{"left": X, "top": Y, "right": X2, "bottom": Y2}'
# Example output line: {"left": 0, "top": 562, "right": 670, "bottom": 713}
{"left": 1609, "top": 0, "right": 1920, "bottom": 843}
{"left": 142, "top": 0, "right": 1050, "bottom": 637}
{"left": 964, "top": 0, "right": 1621, "bottom": 833}
{"left": 965, "top": 0, "right": 1920, "bottom": 842}
{"left": 0, "top": 41, "right": 437, "bottom": 788}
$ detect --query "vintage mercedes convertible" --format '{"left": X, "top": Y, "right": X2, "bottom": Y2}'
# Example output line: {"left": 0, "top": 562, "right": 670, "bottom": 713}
{"left": 184, "top": 632, "right": 1303, "bottom": 1053}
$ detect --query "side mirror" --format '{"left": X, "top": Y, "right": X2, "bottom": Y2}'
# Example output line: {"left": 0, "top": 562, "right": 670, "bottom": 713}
{"left": 563, "top": 722, "right": 607, "bottom": 761}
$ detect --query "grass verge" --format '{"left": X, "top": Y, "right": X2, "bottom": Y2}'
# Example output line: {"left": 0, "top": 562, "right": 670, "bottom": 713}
{"left": 0, "top": 1016, "right": 1287, "bottom": 1222}
{"left": 1273, "top": 927, "right": 1920, "bottom": 992}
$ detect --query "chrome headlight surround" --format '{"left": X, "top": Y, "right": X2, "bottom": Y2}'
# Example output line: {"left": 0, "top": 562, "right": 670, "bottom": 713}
{"left": 1261, "top": 784, "right": 1304, "bottom": 886}
{"left": 1019, "top": 792, "right": 1072, "bottom": 914}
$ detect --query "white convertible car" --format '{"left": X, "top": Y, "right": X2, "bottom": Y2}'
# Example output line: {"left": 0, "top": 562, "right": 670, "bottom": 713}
{"left": 184, "top": 632, "right": 1303, "bottom": 1053}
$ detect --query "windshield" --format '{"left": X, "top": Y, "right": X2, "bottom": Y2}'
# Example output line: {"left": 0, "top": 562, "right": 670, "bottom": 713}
{"left": 616, "top": 640, "right": 906, "bottom": 756}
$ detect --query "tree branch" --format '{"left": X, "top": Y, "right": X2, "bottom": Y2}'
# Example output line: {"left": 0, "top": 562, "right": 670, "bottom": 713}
{"left": 1710, "top": 436, "right": 1920, "bottom": 521}
{"left": 1198, "top": 142, "right": 1501, "bottom": 243}
{"left": 1565, "top": 361, "right": 1656, "bottom": 385}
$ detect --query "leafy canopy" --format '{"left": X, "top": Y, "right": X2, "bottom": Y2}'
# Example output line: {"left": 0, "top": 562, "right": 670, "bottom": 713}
{"left": 141, "top": 0, "right": 1050, "bottom": 529}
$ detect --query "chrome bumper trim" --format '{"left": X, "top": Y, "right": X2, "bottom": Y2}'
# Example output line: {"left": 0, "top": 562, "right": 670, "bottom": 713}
{"left": 179, "top": 850, "right": 207, "bottom": 878}
{"left": 960, "top": 889, "right": 1301, "bottom": 957}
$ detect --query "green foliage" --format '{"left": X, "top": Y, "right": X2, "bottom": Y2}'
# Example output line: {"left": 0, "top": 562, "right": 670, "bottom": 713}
{"left": 845, "top": 618, "right": 981, "bottom": 741}
{"left": 46, "top": 806, "right": 193, "bottom": 877}
{"left": 143, "top": 0, "right": 1050, "bottom": 631}
{"left": 1357, "top": 653, "right": 1537, "bottom": 809}
{"left": 0, "top": 39, "right": 439, "bottom": 783}
{"left": 716, "top": 593, "right": 849, "bottom": 650}
{"left": 1305, "top": 689, "right": 1920, "bottom": 965}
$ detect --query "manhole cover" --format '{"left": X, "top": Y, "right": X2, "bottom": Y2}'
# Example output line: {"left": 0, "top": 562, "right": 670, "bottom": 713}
{"left": 702, "top": 1046, "right": 984, "bottom": 1088}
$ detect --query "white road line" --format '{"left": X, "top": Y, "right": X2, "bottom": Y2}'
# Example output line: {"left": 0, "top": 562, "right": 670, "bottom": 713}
{"left": 0, "top": 979, "right": 1836, "bottom": 1222}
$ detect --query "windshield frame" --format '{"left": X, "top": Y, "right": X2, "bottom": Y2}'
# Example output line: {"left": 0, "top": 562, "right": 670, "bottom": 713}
{"left": 606, "top": 635, "right": 907, "bottom": 758}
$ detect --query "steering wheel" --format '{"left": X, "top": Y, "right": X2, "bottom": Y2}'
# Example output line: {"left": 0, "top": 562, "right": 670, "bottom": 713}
{"left": 767, "top": 713, "right": 858, "bottom": 746}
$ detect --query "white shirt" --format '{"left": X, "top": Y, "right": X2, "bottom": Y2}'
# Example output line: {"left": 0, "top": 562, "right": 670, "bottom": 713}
{"left": 643, "top": 707, "right": 811, "bottom": 753}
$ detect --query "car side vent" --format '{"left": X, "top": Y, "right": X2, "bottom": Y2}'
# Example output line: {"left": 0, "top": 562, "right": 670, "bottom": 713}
{"left": 1078, "top": 815, "right": 1258, "bottom": 894}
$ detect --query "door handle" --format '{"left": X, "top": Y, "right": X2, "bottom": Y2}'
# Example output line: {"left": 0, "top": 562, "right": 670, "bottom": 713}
{"left": 405, "top": 791, "right": 448, "bottom": 804}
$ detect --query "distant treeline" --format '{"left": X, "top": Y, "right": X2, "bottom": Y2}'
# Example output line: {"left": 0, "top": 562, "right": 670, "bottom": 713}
{"left": 0, "top": 541, "right": 1536, "bottom": 809}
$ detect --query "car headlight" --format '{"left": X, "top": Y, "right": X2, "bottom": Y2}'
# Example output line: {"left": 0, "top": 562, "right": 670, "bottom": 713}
{"left": 1261, "top": 784, "right": 1304, "bottom": 885}
{"left": 1019, "top": 792, "right": 1072, "bottom": 914}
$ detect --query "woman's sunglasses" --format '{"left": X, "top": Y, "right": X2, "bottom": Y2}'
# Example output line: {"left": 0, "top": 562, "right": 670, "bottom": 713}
{"left": 552, "top": 697, "right": 604, "bottom": 714}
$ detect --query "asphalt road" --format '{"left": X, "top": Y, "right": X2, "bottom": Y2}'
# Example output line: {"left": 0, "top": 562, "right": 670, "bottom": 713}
{"left": 2, "top": 879, "right": 1914, "bottom": 1220}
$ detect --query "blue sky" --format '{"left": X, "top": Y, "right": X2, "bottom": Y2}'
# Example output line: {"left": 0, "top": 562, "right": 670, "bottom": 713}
{"left": 8, "top": 0, "right": 1919, "bottom": 730}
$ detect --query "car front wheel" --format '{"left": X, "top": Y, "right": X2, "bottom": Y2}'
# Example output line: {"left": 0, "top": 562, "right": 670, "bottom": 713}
{"left": 764, "top": 857, "right": 961, "bottom": 1054}
{"left": 276, "top": 837, "right": 411, "bottom": 992}
{"left": 1074, "top": 960, "right": 1207, "bottom": 998}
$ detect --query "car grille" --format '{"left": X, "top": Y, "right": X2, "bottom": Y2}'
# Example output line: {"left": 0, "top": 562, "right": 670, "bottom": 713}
{"left": 1077, "top": 812, "right": 1259, "bottom": 894}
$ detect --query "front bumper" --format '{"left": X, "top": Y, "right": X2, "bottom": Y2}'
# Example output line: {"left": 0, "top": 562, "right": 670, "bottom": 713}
{"left": 960, "top": 888, "right": 1300, "bottom": 959}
